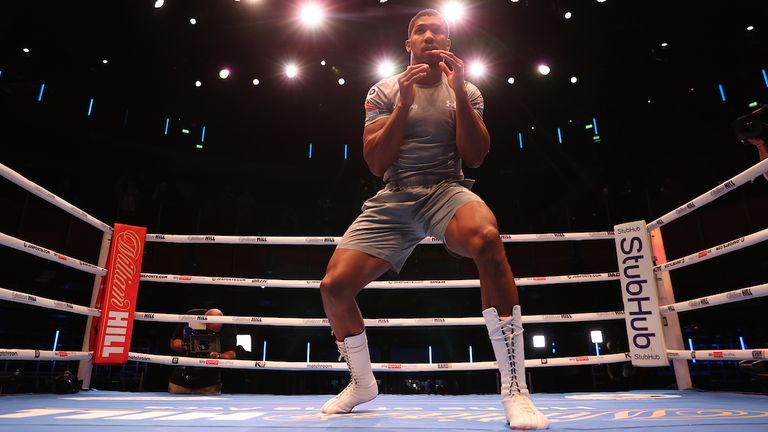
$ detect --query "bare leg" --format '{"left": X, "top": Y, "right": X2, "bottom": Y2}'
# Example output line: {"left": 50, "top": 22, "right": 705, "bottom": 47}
{"left": 320, "top": 248, "right": 391, "bottom": 340}
{"left": 444, "top": 201, "right": 518, "bottom": 314}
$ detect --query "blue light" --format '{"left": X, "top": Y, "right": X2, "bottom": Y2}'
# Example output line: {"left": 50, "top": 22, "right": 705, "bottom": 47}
{"left": 308, "top": 143, "right": 313, "bottom": 159}
{"left": 38, "top": 83, "right": 45, "bottom": 102}
{"left": 428, "top": 346, "right": 433, "bottom": 364}
{"left": 739, "top": 336, "right": 746, "bottom": 350}
{"left": 0, "top": 70, "right": 3, "bottom": 78}
{"left": 688, "top": 337, "right": 696, "bottom": 363}
{"left": 306, "top": 342, "right": 311, "bottom": 363}
{"left": 201, "top": 126, "right": 206, "bottom": 143}
{"left": 262, "top": 340, "right": 267, "bottom": 362}
{"left": 763, "top": 69, "right": 768, "bottom": 88}
{"left": 518, "top": 132, "right": 523, "bottom": 149}
{"left": 718, "top": 83, "right": 726, "bottom": 102}
{"left": 52, "top": 330, "right": 60, "bottom": 351}
{"left": 164, "top": 118, "right": 170, "bottom": 135}
{"left": 468, "top": 345, "right": 473, "bottom": 363}
{"left": 87, "top": 98, "right": 94, "bottom": 116}
{"left": 595, "top": 343, "right": 600, "bottom": 356}
{"left": 344, "top": 144, "right": 348, "bottom": 160}
{"left": 592, "top": 117, "right": 599, "bottom": 135}
{"left": 557, "top": 127, "right": 562, "bottom": 144}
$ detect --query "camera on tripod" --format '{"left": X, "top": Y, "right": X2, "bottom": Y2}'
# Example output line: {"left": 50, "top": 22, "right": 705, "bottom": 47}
{"left": 183, "top": 322, "right": 221, "bottom": 358}
{"left": 733, "top": 105, "right": 767, "bottom": 144}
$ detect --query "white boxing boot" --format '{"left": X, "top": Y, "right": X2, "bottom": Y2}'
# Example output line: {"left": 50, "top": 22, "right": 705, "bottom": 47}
{"left": 484, "top": 306, "right": 550, "bottom": 430}
{"left": 321, "top": 330, "right": 378, "bottom": 414}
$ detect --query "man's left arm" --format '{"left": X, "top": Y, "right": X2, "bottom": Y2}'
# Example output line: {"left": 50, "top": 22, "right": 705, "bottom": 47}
{"left": 455, "top": 87, "right": 490, "bottom": 168}
{"left": 439, "top": 51, "right": 490, "bottom": 168}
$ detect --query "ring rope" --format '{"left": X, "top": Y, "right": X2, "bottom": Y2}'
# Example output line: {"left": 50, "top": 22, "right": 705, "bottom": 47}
{"left": 144, "top": 231, "right": 616, "bottom": 245}
{"left": 0, "top": 162, "right": 113, "bottom": 233}
{"left": 660, "top": 282, "right": 768, "bottom": 314}
{"left": 646, "top": 158, "right": 768, "bottom": 231}
{"left": 654, "top": 227, "right": 768, "bottom": 273}
{"left": 0, "top": 286, "right": 625, "bottom": 326}
{"left": 0, "top": 232, "right": 106, "bottom": 276}
{"left": 139, "top": 272, "right": 620, "bottom": 289}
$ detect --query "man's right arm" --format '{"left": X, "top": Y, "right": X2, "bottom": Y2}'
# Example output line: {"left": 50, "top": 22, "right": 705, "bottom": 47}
{"left": 363, "top": 64, "right": 429, "bottom": 177}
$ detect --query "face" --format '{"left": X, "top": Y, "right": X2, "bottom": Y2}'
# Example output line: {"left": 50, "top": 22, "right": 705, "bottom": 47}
{"left": 406, "top": 15, "right": 451, "bottom": 68}
{"left": 205, "top": 309, "right": 224, "bottom": 332}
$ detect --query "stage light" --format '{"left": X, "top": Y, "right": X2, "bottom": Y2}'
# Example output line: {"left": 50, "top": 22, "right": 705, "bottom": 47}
{"left": 533, "top": 335, "right": 545, "bottom": 348}
{"left": 252, "top": 78, "right": 260, "bottom": 85}
{"left": 300, "top": 3, "right": 325, "bottom": 28}
{"left": 537, "top": 64, "right": 551, "bottom": 75}
{"left": 660, "top": 42, "right": 668, "bottom": 47}
{"left": 747, "top": 25, "right": 754, "bottom": 31}
{"left": 377, "top": 61, "right": 395, "bottom": 78}
{"left": 195, "top": 80, "right": 202, "bottom": 87}
{"left": 468, "top": 62, "right": 486, "bottom": 78}
{"left": 286, "top": 64, "right": 298, "bottom": 78}
{"left": 570, "top": 76, "right": 577, "bottom": 83}
{"left": 190, "top": 18, "right": 197, "bottom": 25}
{"left": 23, "top": 48, "right": 30, "bottom": 53}
{"left": 154, "top": 0, "right": 164, "bottom": 8}
{"left": 236, "top": 335, "right": 252, "bottom": 352}
{"left": 102, "top": 59, "right": 109, "bottom": 64}
{"left": 320, "top": 60, "right": 327, "bottom": 66}
{"left": 442, "top": 1, "right": 465, "bottom": 22}
{"left": 596, "top": 0, "right": 606, "bottom": 3}
{"left": 507, "top": 77, "right": 515, "bottom": 84}
{"left": 590, "top": 330, "right": 603, "bottom": 343}
{"left": 219, "top": 68, "right": 230, "bottom": 79}
{"left": 338, "top": 78, "right": 345, "bottom": 85}
{"left": 564, "top": 11, "right": 572, "bottom": 19}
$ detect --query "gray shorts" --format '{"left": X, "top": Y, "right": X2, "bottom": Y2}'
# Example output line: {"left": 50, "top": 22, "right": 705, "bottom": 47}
{"left": 338, "top": 179, "right": 484, "bottom": 273}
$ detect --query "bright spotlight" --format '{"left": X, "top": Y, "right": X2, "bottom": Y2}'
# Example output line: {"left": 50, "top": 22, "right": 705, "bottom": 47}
{"left": 537, "top": 64, "right": 551, "bottom": 75}
{"left": 507, "top": 77, "right": 515, "bottom": 84}
{"left": 102, "top": 59, "right": 109, "bottom": 64}
{"left": 286, "top": 64, "right": 298, "bottom": 78}
{"left": 468, "top": 62, "right": 486, "bottom": 78}
{"left": 195, "top": 80, "right": 202, "bottom": 87}
{"left": 747, "top": 25, "right": 755, "bottom": 31}
{"left": 23, "top": 48, "right": 30, "bottom": 53}
{"left": 338, "top": 78, "right": 345, "bottom": 85}
{"left": 219, "top": 68, "right": 230, "bottom": 79}
{"left": 570, "top": 76, "right": 577, "bottom": 83}
{"left": 190, "top": 18, "right": 197, "bottom": 25}
{"left": 377, "top": 61, "right": 395, "bottom": 78}
{"left": 660, "top": 42, "right": 668, "bottom": 47}
{"left": 300, "top": 3, "right": 325, "bottom": 27}
{"left": 320, "top": 60, "right": 327, "bottom": 66}
{"left": 532, "top": 335, "right": 545, "bottom": 348}
{"left": 154, "top": 0, "right": 164, "bottom": 8}
{"left": 252, "top": 78, "right": 260, "bottom": 85}
{"left": 590, "top": 330, "right": 603, "bottom": 344}
{"left": 564, "top": 11, "right": 572, "bottom": 19}
{"left": 442, "top": 2, "right": 465, "bottom": 22}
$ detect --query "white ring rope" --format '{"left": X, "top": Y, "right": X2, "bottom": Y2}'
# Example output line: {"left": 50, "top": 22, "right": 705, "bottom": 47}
{"left": 0, "top": 350, "right": 632, "bottom": 370}
{"left": 660, "top": 282, "right": 768, "bottom": 314}
{"left": 139, "top": 272, "right": 620, "bottom": 289}
{"left": 144, "top": 231, "right": 616, "bottom": 245}
{"left": 647, "top": 158, "right": 768, "bottom": 231}
{"left": 132, "top": 310, "right": 626, "bottom": 327}
{"left": 654, "top": 227, "right": 768, "bottom": 273}
{"left": 667, "top": 350, "right": 768, "bottom": 361}
{"left": 0, "top": 162, "right": 112, "bottom": 233}
{"left": 0, "top": 231, "right": 106, "bottom": 276}
{"left": 0, "top": 285, "right": 625, "bottom": 326}
{"left": 0, "top": 287, "right": 101, "bottom": 317}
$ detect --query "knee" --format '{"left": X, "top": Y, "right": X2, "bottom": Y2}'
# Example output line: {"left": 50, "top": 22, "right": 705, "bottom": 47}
{"left": 467, "top": 225, "right": 504, "bottom": 260}
{"left": 320, "top": 272, "right": 352, "bottom": 303}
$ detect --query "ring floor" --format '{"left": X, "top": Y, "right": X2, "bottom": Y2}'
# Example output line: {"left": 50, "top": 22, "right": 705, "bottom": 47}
{"left": 0, "top": 389, "right": 766, "bottom": 431}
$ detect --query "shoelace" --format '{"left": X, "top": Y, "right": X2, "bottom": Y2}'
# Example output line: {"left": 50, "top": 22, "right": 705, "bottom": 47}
{"left": 490, "top": 315, "right": 525, "bottom": 395}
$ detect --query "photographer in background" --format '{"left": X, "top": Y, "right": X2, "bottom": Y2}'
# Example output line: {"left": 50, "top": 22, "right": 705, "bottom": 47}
{"left": 747, "top": 138, "right": 768, "bottom": 181}
{"left": 168, "top": 308, "right": 237, "bottom": 394}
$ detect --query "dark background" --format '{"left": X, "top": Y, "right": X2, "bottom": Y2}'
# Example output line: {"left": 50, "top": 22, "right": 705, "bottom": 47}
{"left": 0, "top": 0, "right": 767, "bottom": 394}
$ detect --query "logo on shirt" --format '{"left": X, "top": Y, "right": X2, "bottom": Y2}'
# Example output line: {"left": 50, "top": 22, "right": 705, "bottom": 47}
{"left": 445, "top": 100, "right": 456, "bottom": 110}
{"left": 368, "top": 87, "right": 377, "bottom": 96}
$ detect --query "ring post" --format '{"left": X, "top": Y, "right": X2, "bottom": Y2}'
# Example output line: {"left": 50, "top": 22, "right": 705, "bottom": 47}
{"left": 77, "top": 231, "right": 112, "bottom": 390}
{"left": 613, "top": 221, "right": 669, "bottom": 367}
{"left": 650, "top": 227, "right": 693, "bottom": 389}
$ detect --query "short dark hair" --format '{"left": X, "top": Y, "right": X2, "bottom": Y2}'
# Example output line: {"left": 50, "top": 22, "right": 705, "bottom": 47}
{"left": 407, "top": 9, "right": 449, "bottom": 38}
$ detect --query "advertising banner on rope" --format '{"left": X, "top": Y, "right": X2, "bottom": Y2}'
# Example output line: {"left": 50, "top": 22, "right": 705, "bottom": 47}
{"left": 93, "top": 224, "right": 146, "bottom": 365}
{"left": 613, "top": 221, "right": 668, "bottom": 367}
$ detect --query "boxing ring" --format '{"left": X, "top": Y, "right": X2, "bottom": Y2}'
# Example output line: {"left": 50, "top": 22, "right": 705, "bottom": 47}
{"left": 1, "top": 158, "right": 768, "bottom": 431}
